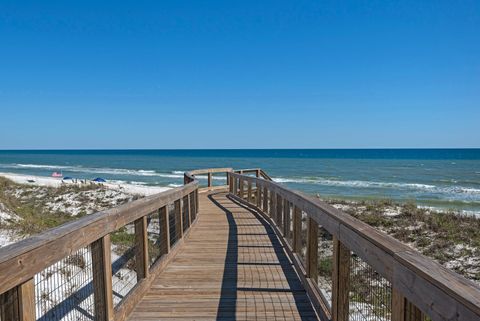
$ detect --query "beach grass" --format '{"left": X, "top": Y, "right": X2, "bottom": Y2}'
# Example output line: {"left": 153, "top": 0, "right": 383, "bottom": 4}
{"left": 327, "top": 198, "right": 480, "bottom": 281}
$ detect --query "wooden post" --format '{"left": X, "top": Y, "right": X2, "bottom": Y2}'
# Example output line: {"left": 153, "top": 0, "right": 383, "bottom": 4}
{"left": 183, "top": 195, "right": 190, "bottom": 228}
{"left": 159, "top": 206, "right": 170, "bottom": 255}
{"left": 283, "top": 199, "right": 290, "bottom": 238}
{"left": 187, "top": 194, "right": 192, "bottom": 226}
{"left": 239, "top": 178, "right": 244, "bottom": 199}
{"left": 190, "top": 191, "right": 196, "bottom": 221}
{"left": 247, "top": 180, "right": 252, "bottom": 203}
{"left": 306, "top": 217, "right": 318, "bottom": 281}
{"left": 293, "top": 206, "right": 302, "bottom": 253}
{"left": 208, "top": 172, "right": 212, "bottom": 187}
{"left": 392, "top": 289, "right": 406, "bottom": 321}
{"left": 134, "top": 216, "right": 149, "bottom": 280}
{"left": 92, "top": 235, "right": 114, "bottom": 321}
{"left": 189, "top": 192, "right": 194, "bottom": 223}
{"left": 269, "top": 192, "right": 275, "bottom": 218}
{"left": 0, "top": 279, "right": 35, "bottom": 321}
{"left": 195, "top": 189, "right": 199, "bottom": 215}
{"left": 0, "top": 287, "right": 19, "bottom": 321}
{"left": 256, "top": 182, "right": 261, "bottom": 207}
{"left": 18, "top": 279, "right": 35, "bottom": 321}
{"left": 256, "top": 169, "right": 260, "bottom": 177}
{"left": 228, "top": 173, "right": 233, "bottom": 193}
{"left": 263, "top": 187, "right": 268, "bottom": 212}
{"left": 332, "top": 237, "right": 351, "bottom": 321}
{"left": 276, "top": 194, "right": 283, "bottom": 228}
{"left": 174, "top": 199, "right": 183, "bottom": 239}
{"left": 405, "top": 301, "right": 424, "bottom": 321}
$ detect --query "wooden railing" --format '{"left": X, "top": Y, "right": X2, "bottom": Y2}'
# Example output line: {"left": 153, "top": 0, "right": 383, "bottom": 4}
{"left": 2, "top": 167, "right": 479, "bottom": 321}
{"left": 187, "top": 167, "right": 233, "bottom": 190}
{"left": 234, "top": 168, "right": 273, "bottom": 181}
{"left": 228, "top": 171, "right": 480, "bottom": 321}
{"left": 0, "top": 168, "right": 227, "bottom": 321}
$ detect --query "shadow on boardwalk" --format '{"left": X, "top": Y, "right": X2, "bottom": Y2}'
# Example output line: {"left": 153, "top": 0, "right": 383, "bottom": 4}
{"left": 209, "top": 193, "right": 316, "bottom": 321}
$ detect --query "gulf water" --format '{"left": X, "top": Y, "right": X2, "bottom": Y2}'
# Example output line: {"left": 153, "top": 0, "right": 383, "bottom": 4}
{"left": 0, "top": 149, "right": 479, "bottom": 214}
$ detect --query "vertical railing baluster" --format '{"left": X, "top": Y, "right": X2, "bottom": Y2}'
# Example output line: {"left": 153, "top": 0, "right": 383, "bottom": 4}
{"left": 183, "top": 195, "right": 190, "bottom": 228}
{"left": 0, "top": 281, "right": 35, "bottom": 321}
{"left": 276, "top": 194, "right": 283, "bottom": 228}
{"left": 392, "top": 289, "right": 406, "bottom": 321}
{"left": 134, "top": 216, "right": 149, "bottom": 280}
{"left": 270, "top": 192, "right": 275, "bottom": 219}
{"left": 283, "top": 199, "right": 290, "bottom": 238}
{"left": 405, "top": 301, "right": 425, "bottom": 321}
{"left": 306, "top": 217, "right": 318, "bottom": 282}
{"left": 0, "top": 286, "right": 18, "bottom": 321}
{"left": 332, "top": 236, "right": 351, "bottom": 321}
{"left": 18, "top": 278, "right": 35, "bottom": 321}
{"left": 174, "top": 199, "right": 183, "bottom": 239}
{"left": 92, "top": 235, "right": 114, "bottom": 321}
{"left": 189, "top": 192, "right": 194, "bottom": 223}
{"left": 293, "top": 206, "right": 302, "bottom": 253}
{"left": 195, "top": 189, "right": 199, "bottom": 216}
{"left": 247, "top": 180, "right": 252, "bottom": 203}
{"left": 263, "top": 186, "right": 268, "bottom": 212}
{"left": 228, "top": 173, "right": 233, "bottom": 193}
{"left": 159, "top": 206, "right": 170, "bottom": 255}
{"left": 256, "top": 182, "right": 261, "bottom": 207}
{"left": 239, "top": 178, "right": 244, "bottom": 199}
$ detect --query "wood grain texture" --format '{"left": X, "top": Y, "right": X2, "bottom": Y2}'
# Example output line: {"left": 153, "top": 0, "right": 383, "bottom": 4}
{"left": 392, "top": 289, "right": 406, "bottom": 321}
{"left": 127, "top": 192, "right": 318, "bottom": 321}
{"left": 230, "top": 172, "right": 480, "bottom": 321}
{"left": 0, "top": 286, "right": 19, "bottom": 321}
{"left": 332, "top": 237, "right": 350, "bottom": 321}
{"left": 174, "top": 199, "right": 183, "bottom": 239}
{"left": 293, "top": 206, "right": 302, "bottom": 253}
{"left": 92, "top": 235, "right": 114, "bottom": 321}
{"left": 135, "top": 216, "right": 149, "bottom": 280}
{"left": 159, "top": 206, "right": 170, "bottom": 256}
{"left": 306, "top": 218, "right": 318, "bottom": 282}
{"left": 18, "top": 279, "right": 35, "bottom": 321}
{"left": 2, "top": 168, "right": 480, "bottom": 321}
{"left": 0, "top": 181, "right": 198, "bottom": 294}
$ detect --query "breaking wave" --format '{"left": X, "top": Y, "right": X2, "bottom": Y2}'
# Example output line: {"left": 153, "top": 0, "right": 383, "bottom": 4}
{"left": 272, "top": 176, "right": 480, "bottom": 196}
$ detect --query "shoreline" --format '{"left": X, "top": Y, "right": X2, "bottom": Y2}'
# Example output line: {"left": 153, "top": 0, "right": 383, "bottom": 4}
{"left": 0, "top": 172, "right": 170, "bottom": 196}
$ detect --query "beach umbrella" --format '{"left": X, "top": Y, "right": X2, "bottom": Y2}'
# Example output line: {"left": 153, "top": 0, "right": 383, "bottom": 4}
{"left": 92, "top": 177, "right": 106, "bottom": 182}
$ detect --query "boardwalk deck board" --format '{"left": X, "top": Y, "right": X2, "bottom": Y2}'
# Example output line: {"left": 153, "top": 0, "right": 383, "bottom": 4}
{"left": 127, "top": 191, "right": 318, "bottom": 321}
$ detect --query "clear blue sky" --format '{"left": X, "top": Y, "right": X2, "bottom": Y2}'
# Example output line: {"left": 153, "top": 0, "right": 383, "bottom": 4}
{"left": 1, "top": 1, "right": 479, "bottom": 149}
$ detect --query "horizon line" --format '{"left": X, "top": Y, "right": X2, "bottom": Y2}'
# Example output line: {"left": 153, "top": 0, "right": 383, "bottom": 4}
{"left": 1, "top": 148, "right": 480, "bottom": 151}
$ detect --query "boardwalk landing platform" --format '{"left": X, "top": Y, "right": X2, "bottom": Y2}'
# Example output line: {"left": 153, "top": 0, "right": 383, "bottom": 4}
{"left": 128, "top": 191, "right": 318, "bottom": 321}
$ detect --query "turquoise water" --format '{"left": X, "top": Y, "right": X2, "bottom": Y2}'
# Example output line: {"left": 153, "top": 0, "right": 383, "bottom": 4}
{"left": 0, "top": 149, "right": 479, "bottom": 214}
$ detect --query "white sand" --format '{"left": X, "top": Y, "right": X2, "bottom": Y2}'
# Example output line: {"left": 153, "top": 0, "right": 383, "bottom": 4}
{"left": 0, "top": 172, "right": 170, "bottom": 196}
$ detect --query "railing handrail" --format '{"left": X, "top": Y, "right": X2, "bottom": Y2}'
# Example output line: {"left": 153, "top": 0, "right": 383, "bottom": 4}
{"left": 188, "top": 167, "right": 233, "bottom": 175}
{"left": 186, "top": 167, "right": 233, "bottom": 189}
{"left": 229, "top": 171, "right": 480, "bottom": 321}
{"left": 0, "top": 180, "right": 198, "bottom": 294}
{"left": 0, "top": 168, "right": 236, "bottom": 321}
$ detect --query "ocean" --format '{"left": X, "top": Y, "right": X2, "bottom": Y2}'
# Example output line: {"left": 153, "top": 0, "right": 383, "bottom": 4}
{"left": 0, "top": 149, "right": 479, "bottom": 214}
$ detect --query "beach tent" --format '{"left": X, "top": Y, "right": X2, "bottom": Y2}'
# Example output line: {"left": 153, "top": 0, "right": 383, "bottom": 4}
{"left": 92, "top": 177, "right": 106, "bottom": 182}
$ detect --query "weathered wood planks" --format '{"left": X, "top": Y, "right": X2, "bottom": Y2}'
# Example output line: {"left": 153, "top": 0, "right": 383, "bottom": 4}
{"left": 127, "top": 192, "right": 317, "bottom": 321}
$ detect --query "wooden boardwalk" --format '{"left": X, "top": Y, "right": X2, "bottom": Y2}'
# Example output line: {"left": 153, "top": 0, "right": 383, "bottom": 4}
{"left": 2, "top": 168, "right": 479, "bottom": 321}
{"left": 127, "top": 191, "right": 318, "bottom": 321}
